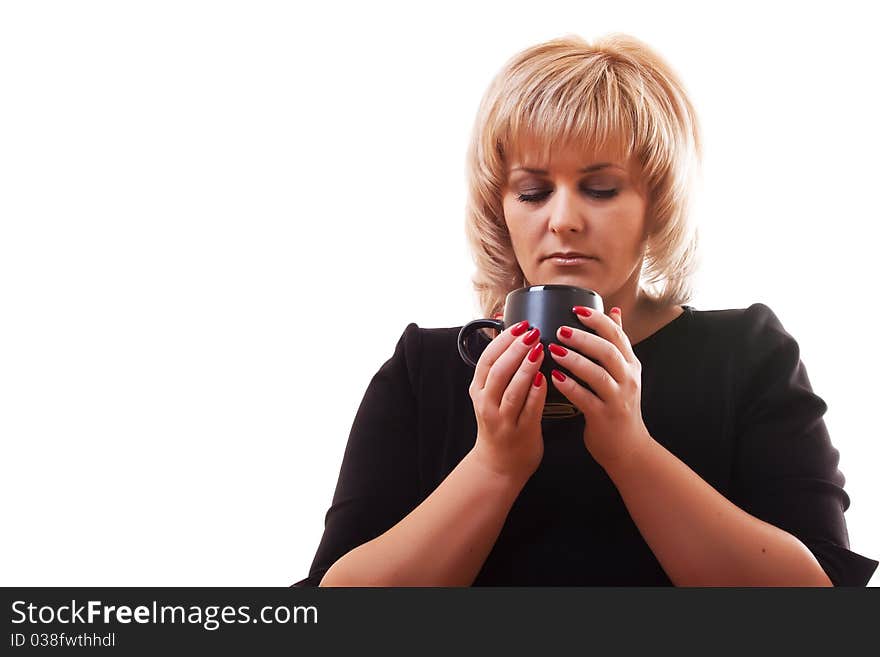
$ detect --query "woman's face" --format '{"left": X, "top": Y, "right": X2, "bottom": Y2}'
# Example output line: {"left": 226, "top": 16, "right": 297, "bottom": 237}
{"left": 501, "top": 138, "right": 650, "bottom": 301}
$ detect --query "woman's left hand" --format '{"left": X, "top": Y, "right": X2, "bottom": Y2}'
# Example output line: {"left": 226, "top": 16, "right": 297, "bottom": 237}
{"left": 548, "top": 306, "right": 652, "bottom": 472}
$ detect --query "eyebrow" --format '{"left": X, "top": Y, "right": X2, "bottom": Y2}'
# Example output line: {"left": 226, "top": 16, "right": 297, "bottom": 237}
{"left": 510, "top": 163, "right": 622, "bottom": 175}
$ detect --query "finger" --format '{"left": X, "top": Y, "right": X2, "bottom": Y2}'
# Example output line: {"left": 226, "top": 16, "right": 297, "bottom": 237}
{"left": 609, "top": 306, "right": 623, "bottom": 328}
{"left": 472, "top": 320, "right": 530, "bottom": 390}
{"left": 498, "top": 342, "right": 544, "bottom": 419}
{"left": 548, "top": 341, "right": 618, "bottom": 401}
{"left": 550, "top": 367, "right": 600, "bottom": 414}
{"left": 572, "top": 305, "right": 637, "bottom": 364}
{"left": 518, "top": 366, "right": 548, "bottom": 427}
{"left": 553, "top": 326, "right": 628, "bottom": 384}
{"left": 483, "top": 327, "right": 541, "bottom": 406}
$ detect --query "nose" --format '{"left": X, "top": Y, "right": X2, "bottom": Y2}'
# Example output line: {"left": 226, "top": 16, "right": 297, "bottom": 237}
{"left": 547, "top": 185, "right": 584, "bottom": 233}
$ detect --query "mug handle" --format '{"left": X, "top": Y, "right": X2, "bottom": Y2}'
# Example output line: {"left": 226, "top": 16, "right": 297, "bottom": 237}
{"left": 457, "top": 318, "right": 504, "bottom": 367}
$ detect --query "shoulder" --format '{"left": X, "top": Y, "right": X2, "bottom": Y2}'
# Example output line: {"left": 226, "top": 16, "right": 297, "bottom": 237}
{"left": 688, "top": 301, "right": 778, "bottom": 326}
{"left": 389, "top": 322, "right": 477, "bottom": 377}
{"left": 681, "top": 303, "right": 803, "bottom": 394}
{"left": 379, "top": 322, "right": 480, "bottom": 402}
{"left": 689, "top": 302, "right": 792, "bottom": 347}
{"left": 393, "top": 322, "right": 464, "bottom": 355}
{"left": 693, "top": 303, "right": 811, "bottom": 411}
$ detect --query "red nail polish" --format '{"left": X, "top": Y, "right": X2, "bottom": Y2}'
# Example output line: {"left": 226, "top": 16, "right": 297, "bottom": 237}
{"left": 533, "top": 371, "right": 544, "bottom": 387}
{"left": 511, "top": 320, "right": 529, "bottom": 336}
{"left": 559, "top": 326, "right": 573, "bottom": 339}
{"left": 573, "top": 306, "right": 592, "bottom": 317}
{"left": 551, "top": 369, "right": 567, "bottom": 382}
{"left": 523, "top": 328, "right": 541, "bottom": 346}
{"left": 610, "top": 307, "right": 621, "bottom": 315}
{"left": 549, "top": 344, "right": 567, "bottom": 357}
{"left": 528, "top": 343, "right": 543, "bottom": 362}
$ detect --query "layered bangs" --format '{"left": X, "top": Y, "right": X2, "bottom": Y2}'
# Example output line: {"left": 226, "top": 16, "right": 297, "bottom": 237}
{"left": 494, "top": 61, "right": 639, "bottom": 173}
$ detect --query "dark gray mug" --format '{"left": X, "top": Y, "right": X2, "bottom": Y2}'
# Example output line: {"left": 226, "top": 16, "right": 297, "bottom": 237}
{"left": 457, "top": 284, "right": 604, "bottom": 419}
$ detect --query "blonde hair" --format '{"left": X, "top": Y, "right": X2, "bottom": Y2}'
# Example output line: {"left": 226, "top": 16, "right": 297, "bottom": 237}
{"left": 464, "top": 33, "right": 702, "bottom": 325}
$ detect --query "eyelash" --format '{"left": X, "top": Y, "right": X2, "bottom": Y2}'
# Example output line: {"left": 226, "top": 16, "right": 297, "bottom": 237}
{"left": 516, "top": 189, "right": 618, "bottom": 204}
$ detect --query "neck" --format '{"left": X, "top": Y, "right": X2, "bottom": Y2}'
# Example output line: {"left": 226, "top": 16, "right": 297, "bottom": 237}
{"left": 606, "top": 292, "right": 652, "bottom": 333}
{"left": 600, "top": 268, "right": 659, "bottom": 345}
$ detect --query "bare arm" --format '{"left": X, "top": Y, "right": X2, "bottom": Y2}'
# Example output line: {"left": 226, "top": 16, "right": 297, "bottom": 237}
{"left": 319, "top": 446, "right": 526, "bottom": 587}
{"left": 606, "top": 434, "right": 833, "bottom": 587}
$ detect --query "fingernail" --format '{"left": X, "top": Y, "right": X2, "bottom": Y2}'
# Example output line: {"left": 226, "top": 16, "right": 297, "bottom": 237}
{"left": 559, "top": 326, "right": 573, "bottom": 339}
{"left": 528, "top": 343, "right": 543, "bottom": 362}
{"left": 573, "top": 306, "right": 592, "bottom": 317}
{"left": 551, "top": 369, "right": 567, "bottom": 382}
{"left": 549, "top": 344, "right": 567, "bottom": 357}
{"left": 523, "top": 328, "right": 541, "bottom": 346}
{"left": 610, "top": 307, "right": 621, "bottom": 315}
{"left": 511, "top": 320, "right": 529, "bottom": 336}
{"left": 533, "top": 371, "right": 544, "bottom": 387}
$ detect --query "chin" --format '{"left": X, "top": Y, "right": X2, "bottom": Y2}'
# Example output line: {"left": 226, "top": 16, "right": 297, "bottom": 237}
{"left": 545, "top": 274, "right": 596, "bottom": 289}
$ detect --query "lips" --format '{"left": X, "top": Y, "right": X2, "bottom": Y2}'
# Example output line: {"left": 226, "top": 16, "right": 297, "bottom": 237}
{"left": 545, "top": 252, "right": 596, "bottom": 260}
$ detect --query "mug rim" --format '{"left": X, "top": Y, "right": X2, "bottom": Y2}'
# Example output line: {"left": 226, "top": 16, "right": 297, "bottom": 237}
{"left": 508, "top": 284, "right": 600, "bottom": 297}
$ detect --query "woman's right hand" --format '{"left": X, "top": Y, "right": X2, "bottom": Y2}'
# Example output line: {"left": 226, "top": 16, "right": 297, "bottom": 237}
{"left": 468, "top": 321, "right": 547, "bottom": 483}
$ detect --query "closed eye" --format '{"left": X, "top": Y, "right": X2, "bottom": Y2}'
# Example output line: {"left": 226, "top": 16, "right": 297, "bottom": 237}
{"left": 516, "top": 189, "right": 618, "bottom": 204}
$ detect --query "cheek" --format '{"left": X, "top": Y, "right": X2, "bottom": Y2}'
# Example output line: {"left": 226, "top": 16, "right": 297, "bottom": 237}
{"left": 501, "top": 197, "right": 514, "bottom": 229}
{"left": 502, "top": 195, "right": 521, "bottom": 222}
{"left": 609, "top": 198, "right": 647, "bottom": 245}
{"left": 502, "top": 200, "right": 531, "bottom": 242}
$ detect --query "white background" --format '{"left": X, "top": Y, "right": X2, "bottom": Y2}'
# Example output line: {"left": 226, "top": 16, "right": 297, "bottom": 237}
{"left": 1, "top": 0, "right": 877, "bottom": 586}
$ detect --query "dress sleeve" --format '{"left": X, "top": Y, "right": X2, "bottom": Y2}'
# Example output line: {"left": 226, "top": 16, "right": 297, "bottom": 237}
{"left": 729, "top": 303, "right": 878, "bottom": 586}
{"left": 292, "top": 323, "right": 423, "bottom": 586}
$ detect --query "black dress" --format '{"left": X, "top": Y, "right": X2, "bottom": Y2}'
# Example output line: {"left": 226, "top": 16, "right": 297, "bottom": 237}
{"left": 294, "top": 303, "right": 878, "bottom": 586}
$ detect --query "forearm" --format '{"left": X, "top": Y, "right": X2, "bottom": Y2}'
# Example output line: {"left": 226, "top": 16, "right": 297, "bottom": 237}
{"left": 604, "top": 434, "right": 833, "bottom": 587}
{"left": 320, "top": 447, "right": 526, "bottom": 587}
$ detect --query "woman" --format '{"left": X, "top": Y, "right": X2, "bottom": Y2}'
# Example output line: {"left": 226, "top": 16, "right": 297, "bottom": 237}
{"left": 294, "top": 33, "right": 877, "bottom": 586}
